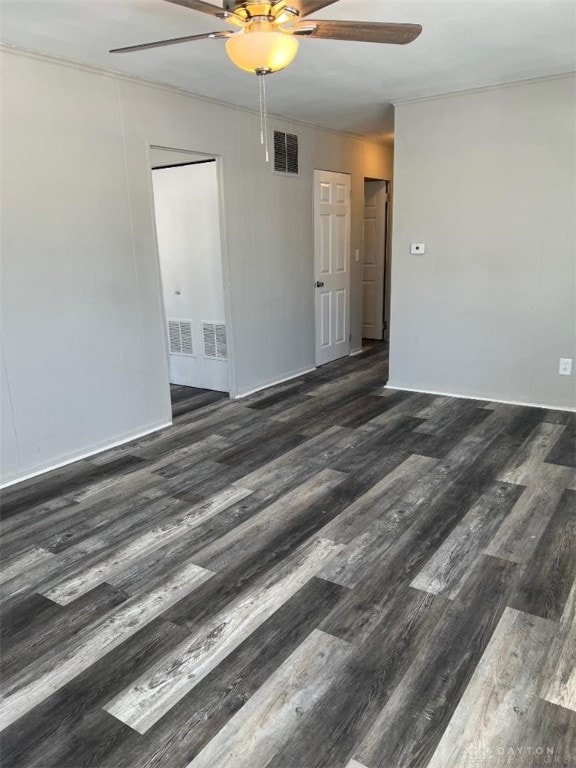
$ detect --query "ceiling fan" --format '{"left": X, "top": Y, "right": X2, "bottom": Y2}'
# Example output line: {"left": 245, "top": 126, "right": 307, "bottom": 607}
{"left": 110, "top": 0, "right": 422, "bottom": 75}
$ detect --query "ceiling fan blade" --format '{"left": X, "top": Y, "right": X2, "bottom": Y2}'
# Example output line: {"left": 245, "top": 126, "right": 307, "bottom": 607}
{"left": 110, "top": 30, "right": 232, "bottom": 54}
{"left": 288, "top": 1, "right": 340, "bottom": 18}
{"left": 293, "top": 19, "right": 422, "bottom": 44}
{"left": 164, "top": 0, "right": 230, "bottom": 18}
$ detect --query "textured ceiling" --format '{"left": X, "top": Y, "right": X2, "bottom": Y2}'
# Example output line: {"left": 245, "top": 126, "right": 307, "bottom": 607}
{"left": 1, "top": 0, "right": 575, "bottom": 140}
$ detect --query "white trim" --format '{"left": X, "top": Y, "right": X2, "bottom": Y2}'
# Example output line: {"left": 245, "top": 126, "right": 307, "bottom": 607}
{"left": 214, "top": 155, "right": 237, "bottom": 397}
{"left": 148, "top": 150, "right": 235, "bottom": 397}
{"left": 392, "top": 71, "right": 575, "bottom": 107}
{"left": 349, "top": 348, "right": 364, "bottom": 357}
{"left": 0, "top": 419, "right": 172, "bottom": 489}
{"left": 233, "top": 366, "right": 316, "bottom": 400}
{"left": 0, "top": 44, "right": 386, "bottom": 147}
{"left": 384, "top": 384, "right": 576, "bottom": 414}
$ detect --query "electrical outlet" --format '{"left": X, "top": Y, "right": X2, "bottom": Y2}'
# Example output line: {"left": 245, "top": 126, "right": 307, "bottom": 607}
{"left": 410, "top": 243, "right": 425, "bottom": 255}
{"left": 559, "top": 358, "right": 573, "bottom": 376}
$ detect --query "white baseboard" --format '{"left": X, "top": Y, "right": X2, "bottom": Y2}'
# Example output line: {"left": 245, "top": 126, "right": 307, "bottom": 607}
{"left": 384, "top": 383, "right": 576, "bottom": 413}
{"left": 234, "top": 366, "right": 317, "bottom": 399}
{"left": 349, "top": 348, "right": 364, "bottom": 357}
{"left": 0, "top": 419, "right": 172, "bottom": 489}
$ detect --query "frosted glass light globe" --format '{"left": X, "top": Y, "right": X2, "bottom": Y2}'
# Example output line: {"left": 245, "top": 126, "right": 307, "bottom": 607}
{"left": 225, "top": 26, "right": 299, "bottom": 74}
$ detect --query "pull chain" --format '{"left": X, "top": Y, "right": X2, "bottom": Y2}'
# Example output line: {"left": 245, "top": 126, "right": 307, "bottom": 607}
{"left": 257, "top": 72, "right": 270, "bottom": 163}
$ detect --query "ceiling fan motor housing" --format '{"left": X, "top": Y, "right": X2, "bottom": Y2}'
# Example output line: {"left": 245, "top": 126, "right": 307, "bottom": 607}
{"left": 222, "top": 1, "right": 299, "bottom": 19}
{"left": 224, "top": 0, "right": 274, "bottom": 10}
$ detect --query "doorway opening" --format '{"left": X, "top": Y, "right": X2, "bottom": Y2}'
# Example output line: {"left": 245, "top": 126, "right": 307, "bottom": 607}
{"left": 150, "top": 147, "right": 230, "bottom": 417}
{"left": 362, "top": 177, "right": 391, "bottom": 353}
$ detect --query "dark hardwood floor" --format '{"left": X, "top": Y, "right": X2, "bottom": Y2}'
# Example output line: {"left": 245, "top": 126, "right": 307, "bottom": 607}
{"left": 1, "top": 344, "right": 575, "bottom": 768}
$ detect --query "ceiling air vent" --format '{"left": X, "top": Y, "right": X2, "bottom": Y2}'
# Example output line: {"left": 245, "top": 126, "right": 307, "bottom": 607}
{"left": 273, "top": 131, "right": 299, "bottom": 175}
{"left": 203, "top": 322, "right": 228, "bottom": 360}
{"left": 168, "top": 319, "right": 194, "bottom": 356}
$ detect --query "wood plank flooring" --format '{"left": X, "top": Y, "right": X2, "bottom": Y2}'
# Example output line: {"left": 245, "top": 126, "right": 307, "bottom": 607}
{"left": 1, "top": 344, "right": 575, "bottom": 768}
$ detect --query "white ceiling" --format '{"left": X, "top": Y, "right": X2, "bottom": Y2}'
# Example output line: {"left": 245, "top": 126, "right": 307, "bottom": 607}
{"left": 1, "top": 0, "right": 575, "bottom": 140}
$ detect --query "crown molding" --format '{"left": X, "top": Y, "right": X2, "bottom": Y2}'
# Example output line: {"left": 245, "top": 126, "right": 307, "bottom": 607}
{"left": 0, "top": 42, "right": 389, "bottom": 147}
{"left": 392, "top": 70, "right": 576, "bottom": 107}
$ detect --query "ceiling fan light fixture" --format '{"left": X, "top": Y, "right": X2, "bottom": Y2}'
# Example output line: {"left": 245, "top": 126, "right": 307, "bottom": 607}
{"left": 225, "top": 24, "right": 299, "bottom": 74}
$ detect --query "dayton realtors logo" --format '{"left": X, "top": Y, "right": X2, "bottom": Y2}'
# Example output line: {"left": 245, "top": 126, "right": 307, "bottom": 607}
{"left": 463, "top": 744, "right": 575, "bottom": 765}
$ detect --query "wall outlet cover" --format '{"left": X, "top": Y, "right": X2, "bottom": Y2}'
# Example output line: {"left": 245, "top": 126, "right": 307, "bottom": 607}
{"left": 411, "top": 243, "right": 425, "bottom": 255}
{"left": 559, "top": 358, "right": 573, "bottom": 376}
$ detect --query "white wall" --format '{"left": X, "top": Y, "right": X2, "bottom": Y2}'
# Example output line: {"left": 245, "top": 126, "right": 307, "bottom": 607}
{"left": 0, "top": 48, "right": 391, "bottom": 485}
{"left": 389, "top": 75, "right": 576, "bottom": 410}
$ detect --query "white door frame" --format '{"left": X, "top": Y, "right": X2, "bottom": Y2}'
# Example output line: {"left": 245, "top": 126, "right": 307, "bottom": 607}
{"left": 313, "top": 169, "right": 352, "bottom": 366}
{"left": 152, "top": 161, "right": 229, "bottom": 392}
{"left": 148, "top": 145, "right": 237, "bottom": 403}
{"left": 362, "top": 179, "right": 388, "bottom": 340}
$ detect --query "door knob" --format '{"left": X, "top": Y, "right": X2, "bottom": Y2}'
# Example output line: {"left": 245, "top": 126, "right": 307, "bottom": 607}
{"left": 315, "top": 281, "right": 325, "bottom": 288}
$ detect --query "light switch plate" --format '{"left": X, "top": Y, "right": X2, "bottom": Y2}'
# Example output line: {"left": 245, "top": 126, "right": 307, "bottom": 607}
{"left": 411, "top": 243, "right": 425, "bottom": 255}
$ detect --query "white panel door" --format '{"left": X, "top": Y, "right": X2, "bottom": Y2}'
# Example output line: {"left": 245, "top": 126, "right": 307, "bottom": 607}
{"left": 362, "top": 181, "right": 387, "bottom": 340}
{"left": 152, "top": 162, "right": 229, "bottom": 392}
{"left": 314, "top": 170, "right": 351, "bottom": 366}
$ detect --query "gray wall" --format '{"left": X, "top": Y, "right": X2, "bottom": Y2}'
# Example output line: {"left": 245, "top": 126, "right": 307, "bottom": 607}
{"left": 0, "top": 48, "right": 391, "bottom": 485}
{"left": 389, "top": 75, "right": 576, "bottom": 410}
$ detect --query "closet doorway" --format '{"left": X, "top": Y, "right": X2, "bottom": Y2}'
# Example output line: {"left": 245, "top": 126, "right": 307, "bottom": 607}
{"left": 151, "top": 150, "right": 229, "bottom": 394}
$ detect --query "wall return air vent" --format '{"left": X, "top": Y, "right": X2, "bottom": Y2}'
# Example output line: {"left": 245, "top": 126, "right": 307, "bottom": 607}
{"left": 168, "top": 319, "right": 194, "bottom": 356}
{"left": 273, "top": 131, "right": 299, "bottom": 175}
{"left": 202, "top": 322, "right": 228, "bottom": 360}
